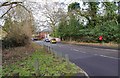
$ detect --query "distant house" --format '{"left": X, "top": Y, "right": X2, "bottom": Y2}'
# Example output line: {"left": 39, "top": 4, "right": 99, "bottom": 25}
{"left": 37, "top": 29, "right": 51, "bottom": 40}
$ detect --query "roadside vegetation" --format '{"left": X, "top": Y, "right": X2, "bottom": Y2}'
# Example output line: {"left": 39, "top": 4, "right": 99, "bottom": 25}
{"left": 2, "top": 44, "right": 82, "bottom": 77}
{"left": 62, "top": 41, "right": 118, "bottom": 48}
{"left": 0, "top": 66, "right": 2, "bottom": 78}
{"left": 52, "top": 2, "right": 120, "bottom": 44}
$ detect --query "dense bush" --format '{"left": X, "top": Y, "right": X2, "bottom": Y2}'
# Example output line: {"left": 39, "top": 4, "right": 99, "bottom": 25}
{"left": 2, "top": 18, "right": 33, "bottom": 49}
{"left": 76, "top": 21, "right": 120, "bottom": 43}
{"left": 88, "top": 21, "right": 120, "bottom": 43}
{"left": 2, "top": 22, "right": 30, "bottom": 49}
{"left": 2, "top": 34, "right": 29, "bottom": 49}
{"left": 56, "top": 19, "right": 120, "bottom": 43}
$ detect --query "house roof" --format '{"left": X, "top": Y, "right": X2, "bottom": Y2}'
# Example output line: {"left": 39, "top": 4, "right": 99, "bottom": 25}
{"left": 40, "top": 29, "right": 52, "bottom": 32}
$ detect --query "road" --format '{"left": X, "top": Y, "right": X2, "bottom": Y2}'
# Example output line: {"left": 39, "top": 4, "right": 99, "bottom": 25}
{"left": 35, "top": 41, "right": 119, "bottom": 77}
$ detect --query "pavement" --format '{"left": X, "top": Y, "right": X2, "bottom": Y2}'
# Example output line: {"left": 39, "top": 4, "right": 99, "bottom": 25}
{"left": 35, "top": 41, "right": 119, "bottom": 77}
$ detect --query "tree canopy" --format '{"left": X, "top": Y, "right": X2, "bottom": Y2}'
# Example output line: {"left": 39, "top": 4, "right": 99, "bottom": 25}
{"left": 53, "top": 2, "right": 119, "bottom": 43}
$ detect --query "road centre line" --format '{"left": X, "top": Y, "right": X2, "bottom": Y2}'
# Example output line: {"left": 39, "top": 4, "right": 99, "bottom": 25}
{"left": 57, "top": 44, "right": 119, "bottom": 60}
{"left": 92, "top": 47, "right": 118, "bottom": 52}
{"left": 72, "top": 49, "right": 119, "bottom": 60}
{"left": 93, "top": 53, "right": 119, "bottom": 60}
{"left": 99, "top": 55, "right": 119, "bottom": 60}
{"left": 73, "top": 49, "right": 79, "bottom": 51}
{"left": 73, "top": 49, "right": 87, "bottom": 53}
{"left": 81, "top": 52, "right": 86, "bottom": 53}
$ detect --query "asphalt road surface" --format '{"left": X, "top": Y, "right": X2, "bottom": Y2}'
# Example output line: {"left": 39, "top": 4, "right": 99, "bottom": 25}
{"left": 35, "top": 41, "right": 119, "bottom": 77}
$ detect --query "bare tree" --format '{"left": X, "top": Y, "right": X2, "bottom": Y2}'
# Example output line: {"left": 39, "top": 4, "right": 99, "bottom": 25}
{"left": 1, "top": 1, "right": 35, "bottom": 41}
{"left": 42, "top": 2, "right": 67, "bottom": 36}
{"left": 0, "top": 1, "right": 31, "bottom": 18}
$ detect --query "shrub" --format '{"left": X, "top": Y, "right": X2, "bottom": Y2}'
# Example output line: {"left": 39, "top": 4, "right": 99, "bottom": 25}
{"left": 90, "top": 21, "right": 120, "bottom": 43}
{"left": 2, "top": 23, "right": 30, "bottom": 49}
{"left": 2, "top": 17, "right": 34, "bottom": 49}
{"left": 2, "top": 34, "right": 29, "bottom": 49}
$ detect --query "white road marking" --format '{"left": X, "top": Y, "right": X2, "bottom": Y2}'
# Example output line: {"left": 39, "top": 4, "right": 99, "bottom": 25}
{"left": 44, "top": 42, "right": 119, "bottom": 60}
{"left": 82, "top": 52, "right": 86, "bottom": 53}
{"left": 73, "top": 49, "right": 87, "bottom": 53}
{"left": 72, "top": 49, "right": 119, "bottom": 60}
{"left": 73, "top": 49, "right": 79, "bottom": 51}
{"left": 92, "top": 47, "right": 118, "bottom": 52}
{"left": 99, "top": 55, "right": 119, "bottom": 60}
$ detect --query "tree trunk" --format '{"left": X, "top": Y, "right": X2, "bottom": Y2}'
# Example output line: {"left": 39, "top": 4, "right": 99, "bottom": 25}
{"left": 70, "top": 36, "right": 72, "bottom": 41}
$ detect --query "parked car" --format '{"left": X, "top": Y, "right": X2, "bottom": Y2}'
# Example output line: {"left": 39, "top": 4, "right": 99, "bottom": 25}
{"left": 32, "top": 34, "right": 40, "bottom": 41}
{"left": 32, "top": 38, "right": 39, "bottom": 41}
{"left": 50, "top": 39, "right": 57, "bottom": 44}
{"left": 44, "top": 38, "right": 50, "bottom": 42}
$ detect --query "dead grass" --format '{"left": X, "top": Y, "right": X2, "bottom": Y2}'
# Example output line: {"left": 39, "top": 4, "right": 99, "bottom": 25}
{"left": 62, "top": 41, "right": 118, "bottom": 48}
{"left": 2, "top": 42, "right": 41, "bottom": 66}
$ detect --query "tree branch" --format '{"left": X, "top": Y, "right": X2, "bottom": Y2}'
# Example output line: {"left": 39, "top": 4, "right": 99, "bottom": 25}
{"left": 0, "top": 5, "right": 12, "bottom": 18}
{"left": 18, "top": 4, "right": 30, "bottom": 13}
{"left": 0, "top": 2, "right": 22, "bottom": 7}
{"left": 0, "top": 2, "right": 31, "bottom": 18}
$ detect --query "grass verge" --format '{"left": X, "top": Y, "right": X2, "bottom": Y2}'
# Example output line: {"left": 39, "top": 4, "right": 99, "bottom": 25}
{"left": 0, "top": 66, "right": 2, "bottom": 78}
{"left": 62, "top": 41, "right": 118, "bottom": 48}
{"left": 2, "top": 43, "right": 83, "bottom": 76}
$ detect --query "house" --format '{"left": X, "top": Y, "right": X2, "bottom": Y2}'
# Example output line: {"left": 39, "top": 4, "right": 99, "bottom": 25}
{"left": 37, "top": 29, "right": 51, "bottom": 40}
